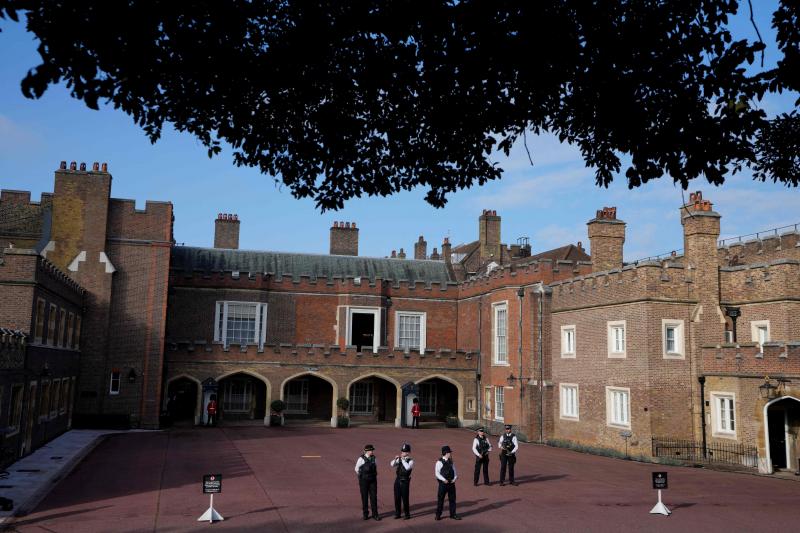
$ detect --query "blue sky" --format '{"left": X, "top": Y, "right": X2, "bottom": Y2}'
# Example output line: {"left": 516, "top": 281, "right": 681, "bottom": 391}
{"left": 1, "top": 4, "right": 798, "bottom": 262}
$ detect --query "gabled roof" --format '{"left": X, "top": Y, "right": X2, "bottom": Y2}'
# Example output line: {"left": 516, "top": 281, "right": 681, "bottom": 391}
{"left": 171, "top": 246, "right": 454, "bottom": 284}
{"left": 527, "top": 244, "right": 590, "bottom": 263}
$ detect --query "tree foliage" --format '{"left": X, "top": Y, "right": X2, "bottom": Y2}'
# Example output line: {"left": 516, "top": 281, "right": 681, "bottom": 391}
{"left": 1, "top": 1, "right": 797, "bottom": 210}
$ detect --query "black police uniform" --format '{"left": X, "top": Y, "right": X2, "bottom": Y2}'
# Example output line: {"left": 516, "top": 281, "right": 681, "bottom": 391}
{"left": 392, "top": 445, "right": 413, "bottom": 519}
{"left": 473, "top": 434, "right": 491, "bottom": 485}
{"left": 499, "top": 432, "right": 517, "bottom": 485}
{"left": 357, "top": 453, "right": 379, "bottom": 520}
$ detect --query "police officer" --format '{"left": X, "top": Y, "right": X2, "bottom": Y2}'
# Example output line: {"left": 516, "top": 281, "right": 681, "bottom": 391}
{"left": 355, "top": 444, "right": 380, "bottom": 520}
{"left": 390, "top": 443, "right": 414, "bottom": 519}
{"left": 472, "top": 427, "right": 492, "bottom": 486}
{"left": 434, "top": 445, "right": 461, "bottom": 520}
{"left": 498, "top": 424, "right": 519, "bottom": 486}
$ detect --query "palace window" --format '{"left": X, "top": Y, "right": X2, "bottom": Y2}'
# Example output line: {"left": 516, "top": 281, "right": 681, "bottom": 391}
{"left": 419, "top": 382, "right": 437, "bottom": 415}
{"left": 222, "top": 378, "right": 251, "bottom": 412}
{"left": 214, "top": 301, "right": 268, "bottom": 348}
{"left": 607, "top": 320, "right": 626, "bottom": 358}
{"left": 711, "top": 393, "right": 736, "bottom": 437}
{"left": 285, "top": 379, "right": 309, "bottom": 414}
{"left": 560, "top": 384, "right": 579, "bottom": 420}
{"left": 606, "top": 386, "right": 630, "bottom": 428}
{"left": 109, "top": 371, "right": 121, "bottom": 395}
{"left": 8, "top": 384, "right": 23, "bottom": 434}
{"left": 47, "top": 304, "right": 58, "bottom": 345}
{"left": 561, "top": 325, "right": 576, "bottom": 358}
{"left": 350, "top": 382, "right": 373, "bottom": 415}
{"left": 40, "top": 380, "right": 51, "bottom": 419}
{"left": 493, "top": 302, "right": 508, "bottom": 365}
{"left": 662, "top": 319, "right": 685, "bottom": 358}
{"left": 395, "top": 311, "right": 426, "bottom": 352}
{"left": 67, "top": 312, "right": 75, "bottom": 349}
{"left": 34, "top": 298, "right": 46, "bottom": 344}
{"left": 59, "top": 309, "right": 67, "bottom": 347}
{"left": 495, "top": 386, "right": 505, "bottom": 421}
{"left": 74, "top": 315, "right": 82, "bottom": 349}
{"left": 750, "top": 321, "right": 770, "bottom": 353}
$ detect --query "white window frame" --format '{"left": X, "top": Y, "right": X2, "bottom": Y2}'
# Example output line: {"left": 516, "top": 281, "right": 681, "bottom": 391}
{"left": 466, "top": 397, "right": 475, "bottom": 412}
{"left": 560, "top": 383, "right": 579, "bottom": 420}
{"left": 662, "top": 319, "right": 685, "bottom": 359}
{"left": 492, "top": 301, "right": 509, "bottom": 366}
{"left": 394, "top": 311, "right": 426, "bottom": 352}
{"left": 7, "top": 383, "right": 24, "bottom": 436}
{"left": 606, "top": 386, "right": 631, "bottom": 429}
{"left": 346, "top": 306, "right": 381, "bottom": 352}
{"left": 750, "top": 320, "right": 770, "bottom": 353}
{"left": 284, "top": 379, "right": 309, "bottom": 414}
{"left": 561, "top": 325, "right": 576, "bottom": 358}
{"left": 484, "top": 387, "right": 492, "bottom": 418}
{"left": 109, "top": 371, "right": 121, "bottom": 395}
{"left": 607, "top": 320, "right": 627, "bottom": 358}
{"left": 214, "top": 301, "right": 268, "bottom": 349}
{"left": 494, "top": 386, "right": 505, "bottom": 421}
{"left": 710, "top": 392, "right": 737, "bottom": 439}
{"left": 350, "top": 381, "right": 374, "bottom": 415}
{"left": 418, "top": 382, "right": 437, "bottom": 415}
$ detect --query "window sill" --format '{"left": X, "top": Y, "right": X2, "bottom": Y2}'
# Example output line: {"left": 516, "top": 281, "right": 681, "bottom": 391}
{"left": 491, "top": 362, "right": 511, "bottom": 367}
{"left": 607, "top": 353, "right": 627, "bottom": 359}
{"left": 712, "top": 431, "right": 738, "bottom": 440}
{"left": 560, "top": 415, "right": 579, "bottom": 421}
{"left": 663, "top": 352, "right": 685, "bottom": 359}
{"left": 607, "top": 422, "right": 631, "bottom": 430}
{"left": 561, "top": 353, "right": 576, "bottom": 359}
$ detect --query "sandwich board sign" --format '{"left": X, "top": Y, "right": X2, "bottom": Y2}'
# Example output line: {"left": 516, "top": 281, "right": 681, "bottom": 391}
{"left": 649, "top": 472, "right": 671, "bottom": 516}
{"left": 198, "top": 474, "right": 224, "bottom": 522}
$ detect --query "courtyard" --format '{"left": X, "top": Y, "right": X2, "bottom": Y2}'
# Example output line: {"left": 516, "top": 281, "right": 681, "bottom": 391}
{"left": 4, "top": 426, "right": 799, "bottom": 532}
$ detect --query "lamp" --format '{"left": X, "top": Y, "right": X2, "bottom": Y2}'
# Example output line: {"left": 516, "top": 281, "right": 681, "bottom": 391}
{"left": 128, "top": 368, "right": 137, "bottom": 383}
{"left": 759, "top": 376, "right": 778, "bottom": 400}
{"left": 506, "top": 373, "right": 532, "bottom": 386}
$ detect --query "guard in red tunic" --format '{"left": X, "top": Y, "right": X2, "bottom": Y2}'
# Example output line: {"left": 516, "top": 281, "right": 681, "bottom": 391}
{"left": 411, "top": 398, "right": 421, "bottom": 429}
{"left": 206, "top": 396, "right": 218, "bottom": 426}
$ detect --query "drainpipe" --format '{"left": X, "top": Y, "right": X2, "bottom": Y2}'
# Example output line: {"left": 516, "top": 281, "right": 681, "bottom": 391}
{"left": 698, "top": 375, "right": 707, "bottom": 459}
{"left": 536, "top": 283, "right": 545, "bottom": 444}
{"left": 517, "top": 287, "right": 524, "bottom": 434}
{"left": 477, "top": 297, "right": 482, "bottom": 426}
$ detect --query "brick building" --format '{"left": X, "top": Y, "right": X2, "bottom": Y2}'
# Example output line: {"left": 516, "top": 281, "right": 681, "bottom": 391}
{"left": 2, "top": 163, "right": 798, "bottom": 475}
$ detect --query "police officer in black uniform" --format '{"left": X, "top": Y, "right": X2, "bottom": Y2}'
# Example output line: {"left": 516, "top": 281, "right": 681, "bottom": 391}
{"left": 355, "top": 444, "right": 380, "bottom": 520}
{"left": 434, "top": 445, "right": 461, "bottom": 520}
{"left": 390, "top": 443, "right": 414, "bottom": 519}
{"left": 472, "top": 427, "right": 492, "bottom": 485}
{"left": 498, "top": 424, "right": 519, "bottom": 486}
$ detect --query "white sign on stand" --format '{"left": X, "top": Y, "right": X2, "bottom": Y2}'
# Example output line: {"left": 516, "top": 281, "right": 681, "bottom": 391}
{"left": 649, "top": 472, "right": 671, "bottom": 516}
{"left": 198, "top": 474, "right": 225, "bottom": 523}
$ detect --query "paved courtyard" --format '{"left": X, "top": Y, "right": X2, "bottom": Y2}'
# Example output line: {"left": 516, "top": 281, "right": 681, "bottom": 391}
{"left": 5, "top": 426, "right": 799, "bottom": 532}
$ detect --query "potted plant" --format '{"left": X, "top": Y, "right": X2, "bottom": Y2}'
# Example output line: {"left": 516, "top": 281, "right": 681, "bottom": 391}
{"left": 336, "top": 397, "right": 350, "bottom": 428}
{"left": 270, "top": 399, "right": 286, "bottom": 426}
{"left": 445, "top": 413, "right": 460, "bottom": 428}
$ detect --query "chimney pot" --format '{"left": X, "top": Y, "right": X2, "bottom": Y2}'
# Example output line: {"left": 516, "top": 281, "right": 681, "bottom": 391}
{"left": 333, "top": 221, "right": 338, "bottom": 228}
{"left": 345, "top": 222, "right": 350, "bottom": 229}
{"left": 352, "top": 222, "right": 356, "bottom": 228}
{"left": 92, "top": 162, "right": 100, "bottom": 171}
{"left": 59, "top": 161, "right": 67, "bottom": 170}
{"left": 70, "top": 162, "right": 77, "bottom": 170}
{"left": 101, "top": 162, "right": 108, "bottom": 172}
{"left": 79, "top": 162, "right": 86, "bottom": 171}
{"left": 391, "top": 250, "right": 397, "bottom": 258}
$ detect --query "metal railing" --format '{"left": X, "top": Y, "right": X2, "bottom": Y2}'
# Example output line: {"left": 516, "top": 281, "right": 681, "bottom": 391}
{"left": 718, "top": 223, "right": 800, "bottom": 247}
{"left": 652, "top": 437, "right": 758, "bottom": 468}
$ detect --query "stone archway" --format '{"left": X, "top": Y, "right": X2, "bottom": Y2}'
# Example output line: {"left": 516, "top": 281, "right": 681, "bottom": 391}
{"left": 415, "top": 374, "right": 464, "bottom": 424}
{"left": 166, "top": 375, "right": 202, "bottom": 425}
{"left": 216, "top": 371, "right": 270, "bottom": 425}
{"left": 280, "top": 371, "right": 339, "bottom": 427}
{"left": 346, "top": 373, "right": 402, "bottom": 427}
{"left": 762, "top": 395, "right": 800, "bottom": 474}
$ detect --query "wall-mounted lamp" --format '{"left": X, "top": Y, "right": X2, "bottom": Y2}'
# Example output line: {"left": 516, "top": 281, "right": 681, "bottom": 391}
{"left": 759, "top": 376, "right": 778, "bottom": 400}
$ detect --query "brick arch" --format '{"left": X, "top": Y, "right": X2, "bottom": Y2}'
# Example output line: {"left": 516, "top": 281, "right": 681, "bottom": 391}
{"left": 165, "top": 374, "right": 203, "bottom": 424}
{"left": 346, "top": 372, "right": 403, "bottom": 427}
{"left": 279, "top": 371, "right": 338, "bottom": 427}
{"left": 215, "top": 369, "right": 272, "bottom": 425}
{"left": 761, "top": 395, "right": 800, "bottom": 474}
{"left": 415, "top": 373, "right": 465, "bottom": 423}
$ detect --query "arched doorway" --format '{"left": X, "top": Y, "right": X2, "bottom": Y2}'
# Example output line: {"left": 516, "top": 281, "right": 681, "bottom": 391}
{"left": 348, "top": 374, "right": 400, "bottom": 426}
{"left": 166, "top": 377, "right": 199, "bottom": 425}
{"left": 415, "top": 376, "right": 461, "bottom": 424}
{"left": 763, "top": 396, "right": 800, "bottom": 473}
{"left": 281, "top": 374, "right": 335, "bottom": 425}
{"left": 217, "top": 372, "right": 267, "bottom": 423}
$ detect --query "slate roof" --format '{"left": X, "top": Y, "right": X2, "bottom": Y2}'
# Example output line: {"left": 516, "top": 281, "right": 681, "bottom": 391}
{"left": 171, "top": 246, "right": 455, "bottom": 284}
{"left": 527, "top": 244, "right": 590, "bottom": 263}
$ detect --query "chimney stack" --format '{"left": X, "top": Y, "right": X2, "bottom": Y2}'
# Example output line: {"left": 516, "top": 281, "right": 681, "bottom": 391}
{"left": 398, "top": 248, "right": 406, "bottom": 259}
{"left": 214, "top": 213, "right": 240, "bottom": 249}
{"left": 430, "top": 247, "right": 440, "bottom": 260}
{"left": 479, "top": 209, "right": 501, "bottom": 261}
{"left": 587, "top": 207, "right": 625, "bottom": 272}
{"left": 414, "top": 235, "right": 427, "bottom": 260}
{"left": 330, "top": 221, "right": 359, "bottom": 256}
{"left": 442, "top": 237, "right": 452, "bottom": 264}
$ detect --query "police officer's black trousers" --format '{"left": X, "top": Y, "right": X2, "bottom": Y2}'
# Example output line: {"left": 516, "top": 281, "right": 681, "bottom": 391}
{"left": 499, "top": 454, "right": 516, "bottom": 483}
{"left": 359, "top": 477, "right": 378, "bottom": 518}
{"left": 474, "top": 456, "right": 490, "bottom": 484}
{"left": 436, "top": 481, "right": 456, "bottom": 518}
{"left": 394, "top": 478, "right": 410, "bottom": 517}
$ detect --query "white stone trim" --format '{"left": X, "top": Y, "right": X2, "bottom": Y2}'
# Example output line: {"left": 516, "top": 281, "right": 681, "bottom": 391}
{"left": 67, "top": 250, "right": 86, "bottom": 272}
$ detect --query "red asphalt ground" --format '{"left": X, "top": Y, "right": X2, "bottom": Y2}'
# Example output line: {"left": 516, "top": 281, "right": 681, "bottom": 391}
{"left": 6, "top": 426, "right": 799, "bottom": 532}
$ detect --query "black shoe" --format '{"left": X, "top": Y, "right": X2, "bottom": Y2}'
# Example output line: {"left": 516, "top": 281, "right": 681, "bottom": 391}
{"left": 435, "top": 516, "right": 442, "bottom": 521}
{"left": 374, "top": 515, "right": 381, "bottom": 521}
{"left": 511, "top": 482, "right": 519, "bottom": 486}
{"left": 485, "top": 482, "right": 491, "bottom": 486}
{"left": 394, "top": 515, "right": 401, "bottom": 519}
{"left": 451, "top": 515, "right": 462, "bottom": 520}
{"left": 404, "top": 516, "right": 411, "bottom": 520}
{"left": 363, "top": 515, "right": 370, "bottom": 520}
{"left": 473, "top": 482, "right": 478, "bottom": 486}
{"left": 500, "top": 482, "right": 505, "bottom": 486}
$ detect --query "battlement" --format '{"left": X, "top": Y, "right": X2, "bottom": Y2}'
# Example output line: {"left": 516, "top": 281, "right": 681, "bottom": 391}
{"left": 457, "top": 259, "right": 592, "bottom": 297}
{"left": 702, "top": 342, "right": 800, "bottom": 376}
{"left": 108, "top": 198, "right": 173, "bottom": 242}
{"left": 720, "top": 259, "right": 800, "bottom": 303}
{"left": 550, "top": 261, "right": 691, "bottom": 311}
{"left": 718, "top": 230, "right": 800, "bottom": 266}
{"left": 36, "top": 254, "right": 85, "bottom": 297}
{"left": 165, "top": 341, "right": 478, "bottom": 370}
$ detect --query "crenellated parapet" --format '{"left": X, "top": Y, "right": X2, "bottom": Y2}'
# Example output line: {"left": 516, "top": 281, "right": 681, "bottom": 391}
{"left": 165, "top": 340, "right": 479, "bottom": 369}
{"left": 720, "top": 259, "right": 800, "bottom": 304}
{"left": 550, "top": 261, "right": 692, "bottom": 311}
{"left": 108, "top": 198, "right": 173, "bottom": 243}
{"left": 718, "top": 229, "right": 800, "bottom": 267}
{"left": 458, "top": 259, "right": 591, "bottom": 297}
{"left": 36, "top": 254, "right": 86, "bottom": 299}
{"left": 701, "top": 342, "right": 800, "bottom": 376}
